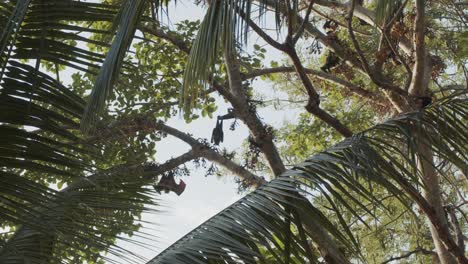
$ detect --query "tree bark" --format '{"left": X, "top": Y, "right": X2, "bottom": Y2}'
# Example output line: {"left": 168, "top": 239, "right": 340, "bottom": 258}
{"left": 223, "top": 47, "right": 287, "bottom": 176}
{"left": 407, "top": 1, "right": 459, "bottom": 263}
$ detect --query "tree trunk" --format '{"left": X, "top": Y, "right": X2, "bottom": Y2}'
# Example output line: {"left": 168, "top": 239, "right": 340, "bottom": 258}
{"left": 417, "top": 143, "right": 458, "bottom": 264}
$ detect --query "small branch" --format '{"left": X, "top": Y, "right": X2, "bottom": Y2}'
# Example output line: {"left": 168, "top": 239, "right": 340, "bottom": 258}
{"left": 139, "top": 25, "right": 191, "bottom": 53}
{"left": 384, "top": 0, "right": 409, "bottom": 29}
{"left": 382, "top": 32, "right": 413, "bottom": 89}
{"left": 243, "top": 66, "right": 382, "bottom": 102}
{"left": 239, "top": 10, "right": 285, "bottom": 51}
{"left": 346, "top": 0, "right": 408, "bottom": 99}
{"left": 293, "top": 0, "right": 315, "bottom": 44}
{"left": 311, "top": 6, "right": 372, "bottom": 36}
{"left": 346, "top": 0, "right": 372, "bottom": 75}
{"left": 381, "top": 247, "right": 436, "bottom": 264}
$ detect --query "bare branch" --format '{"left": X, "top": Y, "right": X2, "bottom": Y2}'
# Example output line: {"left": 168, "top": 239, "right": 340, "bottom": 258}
{"left": 139, "top": 25, "right": 191, "bottom": 53}
{"left": 346, "top": 0, "right": 372, "bottom": 76}
{"left": 311, "top": 6, "right": 372, "bottom": 36}
{"left": 293, "top": 0, "right": 315, "bottom": 44}
{"left": 238, "top": 10, "right": 285, "bottom": 51}
{"left": 243, "top": 66, "right": 382, "bottom": 102}
{"left": 381, "top": 247, "right": 436, "bottom": 264}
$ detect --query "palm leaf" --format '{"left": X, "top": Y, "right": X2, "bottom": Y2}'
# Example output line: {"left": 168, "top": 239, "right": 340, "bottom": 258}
{"left": 180, "top": 0, "right": 291, "bottom": 111}
{"left": 0, "top": 64, "right": 159, "bottom": 261}
{"left": 81, "top": 0, "right": 147, "bottom": 134}
{"left": 148, "top": 92, "right": 467, "bottom": 263}
{"left": 0, "top": 0, "right": 31, "bottom": 79}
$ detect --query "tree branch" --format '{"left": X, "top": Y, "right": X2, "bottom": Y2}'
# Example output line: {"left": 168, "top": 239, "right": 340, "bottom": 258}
{"left": 311, "top": 6, "right": 372, "bottom": 36}
{"left": 346, "top": 0, "right": 372, "bottom": 75}
{"left": 139, "top": 25, "right": 191, "bottom": 53}
{"left": 408, "top": 0, "right": 431, "bottom": 100}
{"left": 346, "top": 0, "right": 408, "bottom": 99}
{"left": 292, "top": 0, "right": 315, "bottom": 44}
{"left": 243, "top": 66, "right": 383, "bottom": 103}
{"left": 86, "top": 114, "right": 267, "bottom": 187}
{"left": 223, "top": 45, "right": 287, "bottom": 176}
{"left": 314, "top": 0, "right": 415, "bottom": 56}
{"left": 381, "top": 247, "right": 436, "bottom": 264}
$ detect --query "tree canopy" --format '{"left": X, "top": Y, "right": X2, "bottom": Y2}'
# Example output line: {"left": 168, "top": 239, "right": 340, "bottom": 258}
{"left": 0, "top": 0, "right": 466, "bottom": 263}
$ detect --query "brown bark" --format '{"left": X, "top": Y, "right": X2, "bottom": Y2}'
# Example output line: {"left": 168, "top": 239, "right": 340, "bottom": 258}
{"left": 223, "top": 47, "right": 287, "bottom": 176}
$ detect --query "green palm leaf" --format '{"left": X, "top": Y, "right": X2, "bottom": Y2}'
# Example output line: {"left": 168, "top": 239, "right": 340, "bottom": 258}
{"left": 0, "top": 61, "right": 160, "bottom": 262}
{"left": 81, "top": 0, "right": 147, "bottom": 134}
{"left": 0, "top": 0, "right": 31, "bottom": 79}
{"left": 181, "top": 0, "right": 291, "bottom": 111}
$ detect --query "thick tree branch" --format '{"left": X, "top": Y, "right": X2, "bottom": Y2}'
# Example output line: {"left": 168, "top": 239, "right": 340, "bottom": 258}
{"left": 156, "top": 122, "right": 266, "bottom": 187}
{"left": 408, "top": 0, "right": 431, "bottom": 99}
{"left": 223, "top": 46, "right": 287, "bottom": 176}
{"left": 86, "top": 115, "right": 266, "bottom": 187}
{"left": 242, "top": 12, "right": 354, "bottom": 137}
{"left": 201, "top": 150, "right": 266, "bottom": 187}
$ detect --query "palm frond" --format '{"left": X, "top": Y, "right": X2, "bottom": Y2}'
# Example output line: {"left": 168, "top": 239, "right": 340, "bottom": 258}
{"left": 81, "top": 0, "right": 147, "bottom": 134}
{"left": 181, "top": 0, "right": 288, "bottom": 111}
{"left": 0, "top": 61, "right": 91, "bottom": 174}
{"left": 148, "top": 92, "right": 468, "bottom": 263}
{"left": 180, "top": 0, "right": 236, "bottom": 111}
{"left": 0, "top": 0, "right": 31, "bottom": 79}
